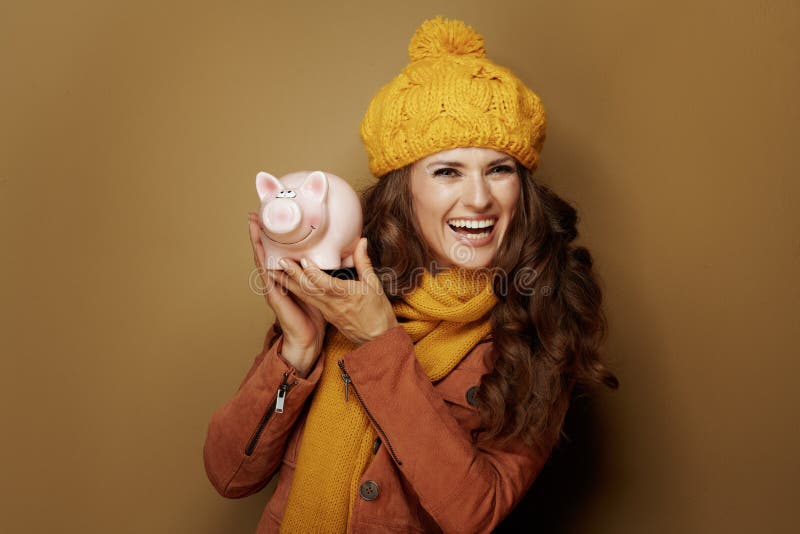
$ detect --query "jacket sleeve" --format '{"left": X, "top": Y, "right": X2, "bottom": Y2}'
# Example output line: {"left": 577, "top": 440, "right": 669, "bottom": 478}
{"left": 203, "top": 321, "right": 324, "bottom": 498}
{"left": 338, "top": 326, "right": 553, "bottom": 534}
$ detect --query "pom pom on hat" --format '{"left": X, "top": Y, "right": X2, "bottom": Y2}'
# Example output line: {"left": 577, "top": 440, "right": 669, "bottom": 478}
{"left": 408, "top": 16, "right": 486, "bottom": 62}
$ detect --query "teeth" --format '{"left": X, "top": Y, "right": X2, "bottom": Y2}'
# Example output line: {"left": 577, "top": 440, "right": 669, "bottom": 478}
{"left": 463, "top": 231, "right": 490, "bottom": 240}
{"left": 447, "top": 218, "right": 497, "bottom": 228}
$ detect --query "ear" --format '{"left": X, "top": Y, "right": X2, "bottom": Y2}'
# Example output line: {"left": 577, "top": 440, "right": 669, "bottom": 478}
{"left": 256, "top": 172, "right": 282, "bottom": 200}
{"left": 299, "top": 171, "right": 328, "bottom": 203}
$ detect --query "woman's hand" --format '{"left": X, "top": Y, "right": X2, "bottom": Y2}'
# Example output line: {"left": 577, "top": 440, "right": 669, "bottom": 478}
{"left": 248, "top": 212, "right": 326, "bottom": 377}
{"left": 270, "top": 237, "right": 399, "bottom": 345}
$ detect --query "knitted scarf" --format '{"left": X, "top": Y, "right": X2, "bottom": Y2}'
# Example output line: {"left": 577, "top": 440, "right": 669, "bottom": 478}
{"left": 279, "top": 267, "right": 498, "bottom": 533}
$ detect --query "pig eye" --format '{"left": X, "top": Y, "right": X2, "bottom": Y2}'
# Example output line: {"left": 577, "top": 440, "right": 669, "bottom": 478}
{"left": 276, "top": 190, "right": 297, "bottom": 198}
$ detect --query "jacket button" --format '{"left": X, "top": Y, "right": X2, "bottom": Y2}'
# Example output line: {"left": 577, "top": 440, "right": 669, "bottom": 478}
{"left": 359, "top": 480, "right": 380, "bottom": 501}
{"left": 372, "top": 436, "right": 382, "bottom": 454}
{"left": 466, "top": 386, "right": 479, "bottom": 406}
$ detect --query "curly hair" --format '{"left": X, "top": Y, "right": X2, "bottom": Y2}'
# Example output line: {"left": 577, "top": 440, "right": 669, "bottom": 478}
{"left": 360, "top": 161, "right": 619, "bottom": 453}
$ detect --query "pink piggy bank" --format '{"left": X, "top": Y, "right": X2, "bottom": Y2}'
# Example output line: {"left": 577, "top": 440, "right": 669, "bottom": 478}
{"left": 256, "top": 170, "right": 363, "bottom": 271}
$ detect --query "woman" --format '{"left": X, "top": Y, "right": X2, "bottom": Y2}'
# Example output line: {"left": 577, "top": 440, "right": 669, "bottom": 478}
{"left": 204, "top": 16, "right": 618, "bottom": 533}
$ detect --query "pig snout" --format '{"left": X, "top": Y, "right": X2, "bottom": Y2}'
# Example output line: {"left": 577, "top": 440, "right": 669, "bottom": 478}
{"left": 262, "top": 199, "right": 302, "bottom": 236}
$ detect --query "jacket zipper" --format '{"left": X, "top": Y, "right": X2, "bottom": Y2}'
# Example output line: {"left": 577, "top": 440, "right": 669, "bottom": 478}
{"left": 244, "top": 370, "right": 298, "bottom": 456}
{"left": 337, "top": 360, "right": 403, "bottom": 466}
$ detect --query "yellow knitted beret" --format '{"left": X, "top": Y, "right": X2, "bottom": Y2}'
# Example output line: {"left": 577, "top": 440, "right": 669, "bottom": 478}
{"left": 359, "top": 15, "right": 547, "bottom": 178}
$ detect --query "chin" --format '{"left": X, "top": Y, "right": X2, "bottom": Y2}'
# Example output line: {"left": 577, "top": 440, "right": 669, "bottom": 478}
{"left": 443, "top": 249, "right": 497, "bottom": 270}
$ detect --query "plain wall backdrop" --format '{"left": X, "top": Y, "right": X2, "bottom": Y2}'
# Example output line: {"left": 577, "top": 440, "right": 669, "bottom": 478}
{"left": 1, "top": 0, "right": 798, "bottom": 532}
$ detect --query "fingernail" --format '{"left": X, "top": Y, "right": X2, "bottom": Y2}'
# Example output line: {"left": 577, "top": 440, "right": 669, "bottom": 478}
{"left": 278, "top": 258, "right": 288, "bottom": 269}
{"left": 300, "top": 258, "right": 309, "bottom": 269}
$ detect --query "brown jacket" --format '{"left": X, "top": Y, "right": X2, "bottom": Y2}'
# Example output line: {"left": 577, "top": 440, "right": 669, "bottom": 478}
{"left": 203, "top": 323, "right": 550, "bottom": 533}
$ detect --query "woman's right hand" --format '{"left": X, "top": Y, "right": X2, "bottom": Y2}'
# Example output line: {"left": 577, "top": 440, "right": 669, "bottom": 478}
{"left": 249, "top": 212, "right": 327, "bottom": 378}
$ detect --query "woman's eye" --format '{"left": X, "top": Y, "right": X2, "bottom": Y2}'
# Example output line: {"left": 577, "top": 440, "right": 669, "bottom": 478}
{"left": 433, "top": 168, "right": 459, "bottom": 177}
{"left": 489, "top": 165, "right": 514, "bottom": 174}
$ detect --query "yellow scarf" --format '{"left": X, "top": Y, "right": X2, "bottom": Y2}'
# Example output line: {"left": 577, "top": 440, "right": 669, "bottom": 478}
{"left": 279, "top": 267, "right": 498, "bottom": 532}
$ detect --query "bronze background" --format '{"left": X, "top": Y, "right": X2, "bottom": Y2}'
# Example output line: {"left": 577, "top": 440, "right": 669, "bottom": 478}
{"left": 2, "top": 1, "right": 797, "bottom": 532}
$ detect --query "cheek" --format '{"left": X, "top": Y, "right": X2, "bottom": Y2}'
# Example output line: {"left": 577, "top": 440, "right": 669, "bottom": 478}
{"left": 413, "top": 189, "right": 454, "bottom": 220}
{"left": 414, "top": 205, "right": 436, "bottom": 229}
{"left": 412, "top": 201, "right": 448, "bottom": 243}
{"left": 410, "top": 174, "right": 457, "bottom": 236}
{"left": 410, "top": 186, "right": 438, "bottom": 229}
{"left": 497, "top": 181, "right": 521, "bottom": 215}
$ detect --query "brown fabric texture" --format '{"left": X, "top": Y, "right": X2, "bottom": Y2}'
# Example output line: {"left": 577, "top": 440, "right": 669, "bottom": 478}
{"left": 203, "top": 324, "right": 550, "bottom": 533}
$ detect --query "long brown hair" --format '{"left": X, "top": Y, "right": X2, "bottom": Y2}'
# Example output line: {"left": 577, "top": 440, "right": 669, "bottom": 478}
{"left": 360, "top": 161, "right": 619, "bottom": 453}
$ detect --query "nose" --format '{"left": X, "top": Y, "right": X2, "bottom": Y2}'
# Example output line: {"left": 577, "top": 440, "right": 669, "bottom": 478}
{"left": 461, "top": 173, "right": 492, "bottom": 211}
{"left": 263, "top": 200, "right": 302, "bottom": 234}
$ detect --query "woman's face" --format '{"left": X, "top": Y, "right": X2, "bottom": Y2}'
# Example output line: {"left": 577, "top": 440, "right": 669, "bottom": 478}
{"left": 409, "top": 147, "right": 521, "bottom": 269}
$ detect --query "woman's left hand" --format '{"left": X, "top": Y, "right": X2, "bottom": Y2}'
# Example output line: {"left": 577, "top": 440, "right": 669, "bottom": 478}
{"left": 272, "top": 238, "right": 399, "bottom": 345}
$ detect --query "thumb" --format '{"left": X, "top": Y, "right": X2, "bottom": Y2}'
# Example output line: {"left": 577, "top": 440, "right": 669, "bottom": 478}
{"left": 354, "top": 237, "right": 380, "bottom": 289}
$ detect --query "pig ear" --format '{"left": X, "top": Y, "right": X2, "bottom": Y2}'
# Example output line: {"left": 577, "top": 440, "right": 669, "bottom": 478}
{"left": 299, "top": 171, "right": 328, "bottom": 202}
{"left": 256, "top": 172, "right": 282, "bottom": 200}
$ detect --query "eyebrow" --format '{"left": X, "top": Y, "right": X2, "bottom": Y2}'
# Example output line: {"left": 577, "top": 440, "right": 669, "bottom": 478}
{"left": 426, "top": 156, "right": 513, "bottom": 170}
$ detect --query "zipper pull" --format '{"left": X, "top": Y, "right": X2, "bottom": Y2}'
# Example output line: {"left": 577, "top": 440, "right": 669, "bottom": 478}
{"left": 275, "top": 385, "right": 287, "bottom": 413}
{"left": 274, "top": 371, "right": 290, "bottom": 414}
{"left": 341, "top": 370, "right": 351, "bottom": 402}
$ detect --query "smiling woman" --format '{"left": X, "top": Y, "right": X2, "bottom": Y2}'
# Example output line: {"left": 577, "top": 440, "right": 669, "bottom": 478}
{"left": 203, "top": 15, "right": 617, "bottom": 533}
{"left": 409, "top": 147, "right": 521, "bottom": 270}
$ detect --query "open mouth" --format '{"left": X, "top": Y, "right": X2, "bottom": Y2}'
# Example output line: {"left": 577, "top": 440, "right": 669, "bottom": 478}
{"left": 446, "top": 217, "right": 497, "bottom": 241}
